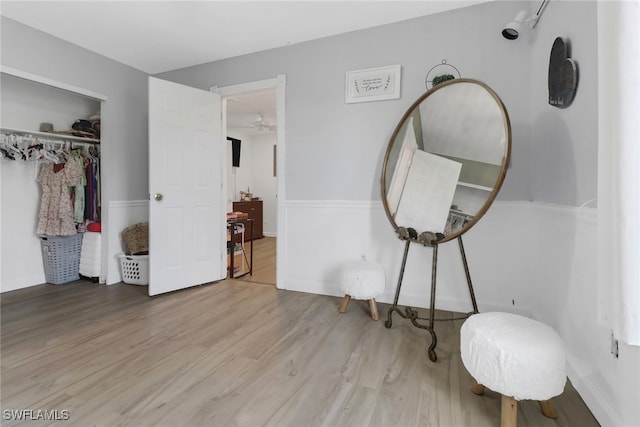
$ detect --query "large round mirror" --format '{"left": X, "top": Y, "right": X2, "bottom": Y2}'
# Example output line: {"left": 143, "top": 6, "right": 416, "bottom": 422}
{"left": 381, "top": 78, "right": 511, "bottom": 243}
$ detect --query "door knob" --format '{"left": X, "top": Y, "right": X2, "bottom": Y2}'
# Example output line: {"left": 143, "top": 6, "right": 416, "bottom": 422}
{"left": 154, "top": 193, "right": 164, "bottom": 201}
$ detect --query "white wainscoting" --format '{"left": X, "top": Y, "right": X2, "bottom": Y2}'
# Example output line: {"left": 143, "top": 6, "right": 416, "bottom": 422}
{"left": 107, "top": 200, "right": 149, "bottom": 285}
{"left": 282, "top": 200, "right": 536, "bottom": 315}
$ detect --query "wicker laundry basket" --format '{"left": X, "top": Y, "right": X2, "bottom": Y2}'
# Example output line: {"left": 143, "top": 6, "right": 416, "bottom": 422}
{"left": 121, "top": 222, "right": 149, "bottom": 255}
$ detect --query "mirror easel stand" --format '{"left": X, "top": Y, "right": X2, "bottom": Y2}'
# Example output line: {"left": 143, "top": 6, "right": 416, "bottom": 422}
{"left": 384, "top": 227, "right": 479, "bottom": 362}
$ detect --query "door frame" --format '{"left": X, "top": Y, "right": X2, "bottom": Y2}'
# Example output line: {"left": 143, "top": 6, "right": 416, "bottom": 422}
{"left": 212, "top": 75, "right": 286, "bottom": 289}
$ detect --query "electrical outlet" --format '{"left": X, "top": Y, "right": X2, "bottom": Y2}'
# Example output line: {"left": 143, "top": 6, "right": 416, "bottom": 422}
{"left": 611, "top": 332, "right": 619, "bottom": 359}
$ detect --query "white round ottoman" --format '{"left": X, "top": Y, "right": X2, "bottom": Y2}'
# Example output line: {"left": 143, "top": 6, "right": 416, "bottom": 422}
{"left": 338, "top": 260, "right": 385, "bottom": 320}
{"left": 460, "top": 312, "right": 567, "bottom": 427}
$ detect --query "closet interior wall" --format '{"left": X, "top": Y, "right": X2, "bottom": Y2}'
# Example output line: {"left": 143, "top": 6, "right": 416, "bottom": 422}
{"left": 1, "top": 73, "right": 102, "bottom": 292}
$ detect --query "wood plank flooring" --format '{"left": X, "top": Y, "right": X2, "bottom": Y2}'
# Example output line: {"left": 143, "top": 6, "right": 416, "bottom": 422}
{"left": 1, "top": 279, "right": 599, "bottom": 426}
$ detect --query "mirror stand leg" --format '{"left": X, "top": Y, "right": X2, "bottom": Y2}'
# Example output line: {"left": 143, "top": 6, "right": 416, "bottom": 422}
{"left": 458, "top": 236, "right": 478, "bottom": 314}
{"left": 385, "top": 239, "right": 412, "bottom": 329}
{"left": 427, "top": 244, "right": 438, "bottom": 362}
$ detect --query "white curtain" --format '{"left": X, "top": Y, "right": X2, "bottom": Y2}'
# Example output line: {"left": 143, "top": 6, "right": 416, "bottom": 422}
{"left": 597, "top": 0, "right": 640, "bottom": 345}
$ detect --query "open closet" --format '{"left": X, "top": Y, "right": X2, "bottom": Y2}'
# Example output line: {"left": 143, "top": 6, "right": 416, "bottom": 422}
{"left": 0, "top": 69, "right": 106, "bottom": 291}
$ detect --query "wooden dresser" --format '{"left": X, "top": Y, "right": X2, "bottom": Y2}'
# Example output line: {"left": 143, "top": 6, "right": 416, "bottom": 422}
{"left": 232, "top": 200, "right": 263, "bottom": 240}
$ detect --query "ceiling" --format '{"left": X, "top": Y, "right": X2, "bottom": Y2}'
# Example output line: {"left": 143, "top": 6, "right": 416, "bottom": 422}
{"left": 1, "top": 1, "right": 489, "bottom": 75}
{"left": 225, "top": 90, "right": 278, "bottom": 136}
{"left": 1, "top": 0, "right": 490, "bottom": 136}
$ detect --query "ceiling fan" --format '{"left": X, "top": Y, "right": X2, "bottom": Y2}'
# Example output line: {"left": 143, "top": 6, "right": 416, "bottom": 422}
{"left": 248, "top": 113, "right": 276, "bottom": 132}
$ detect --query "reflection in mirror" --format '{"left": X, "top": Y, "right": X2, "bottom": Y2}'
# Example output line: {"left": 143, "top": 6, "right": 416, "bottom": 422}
{"left": 382, "top": 79, "right": 511, "bottom": 242}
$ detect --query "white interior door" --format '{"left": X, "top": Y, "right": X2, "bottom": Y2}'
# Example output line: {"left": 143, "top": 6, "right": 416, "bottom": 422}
{"left": 148, "top": 77, "right": 225, "bottom": 296}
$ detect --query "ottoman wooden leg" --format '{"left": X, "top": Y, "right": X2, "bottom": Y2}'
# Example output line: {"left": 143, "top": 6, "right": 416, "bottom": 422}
{"left": 539, "top": 400, "right": 558, "bottom": 419}
{"left": 339, "top": 295, "right": 351, "bottom": 313}
{"left": 501, "top": 395, "right": 517, "bottom": 427}
{"left": 471, "top": 380, "right": 485, "bottom": 395}
{"left": 368, "top": 298, "right": 379, "bottom": 320}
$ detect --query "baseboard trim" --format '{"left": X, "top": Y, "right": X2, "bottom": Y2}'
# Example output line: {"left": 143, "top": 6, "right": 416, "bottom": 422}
{"left": 565, "top": 352, "right": 621, "bottom": 427}
{"left": 1, "top": 274, "right": 46, "bottom": 293}
{"left": 283, "top": 276, "right": 527, "bottom": 317}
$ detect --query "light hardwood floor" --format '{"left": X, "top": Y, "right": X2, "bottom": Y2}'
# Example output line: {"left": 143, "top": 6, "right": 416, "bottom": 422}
{"left": 1, "top": 279, "right": 599, "bottom": 427}
{"left": 239, "top": 236, "right": 276, "bottom": 285}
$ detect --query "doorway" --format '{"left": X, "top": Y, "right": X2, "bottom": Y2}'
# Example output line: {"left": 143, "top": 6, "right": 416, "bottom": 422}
{"left": 215, "top": 77, "right": 285, "bottom": 287}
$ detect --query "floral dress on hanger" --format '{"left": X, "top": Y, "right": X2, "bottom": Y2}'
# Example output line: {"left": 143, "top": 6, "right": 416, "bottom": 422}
{"left": 36, "top": 156, "right": 84, "bottom": 236}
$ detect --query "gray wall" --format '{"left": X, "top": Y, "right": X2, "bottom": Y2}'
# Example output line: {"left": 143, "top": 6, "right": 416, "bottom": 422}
{"left": 1, "top": 16, "right": 150, "bottom": 202}
{"left": 530, "top": 1, "right": 598, "bottom": 206}
{"left": 156, "top": 1, "right": 544, "bottom": 204}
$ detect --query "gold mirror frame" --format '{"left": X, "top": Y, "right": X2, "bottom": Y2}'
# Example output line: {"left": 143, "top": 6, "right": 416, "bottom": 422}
{"left": 381, "top": 78, "right": 512, "bottom": 244}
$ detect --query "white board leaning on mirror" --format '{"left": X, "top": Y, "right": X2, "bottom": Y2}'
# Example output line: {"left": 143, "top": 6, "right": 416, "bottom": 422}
{"left": 389, "top": 116, "right": 462, "bottom": 234}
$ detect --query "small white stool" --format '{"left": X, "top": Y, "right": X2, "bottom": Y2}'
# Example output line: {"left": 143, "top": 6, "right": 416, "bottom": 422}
{"left": 338, "top": 261, "right": 385, "bottom": 320}
{"left": 460, "top": 312, "right": 566, "bottom": 427}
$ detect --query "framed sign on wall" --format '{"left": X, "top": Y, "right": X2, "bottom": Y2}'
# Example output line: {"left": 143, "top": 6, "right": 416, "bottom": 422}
{"left": 345, "top": 64, "right": 401, "bottom": 103}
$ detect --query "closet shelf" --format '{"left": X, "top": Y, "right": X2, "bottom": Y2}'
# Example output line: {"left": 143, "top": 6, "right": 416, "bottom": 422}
{"left": 457, "top": 181, "right": 493, "bottom": 192}
{"left": 1, "top": 127, "right": 100, "bottom": 144}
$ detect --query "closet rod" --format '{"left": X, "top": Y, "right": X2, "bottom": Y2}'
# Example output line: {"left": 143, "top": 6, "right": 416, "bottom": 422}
{"left": 1, "top": 127, "right": 100, "bottom": 144}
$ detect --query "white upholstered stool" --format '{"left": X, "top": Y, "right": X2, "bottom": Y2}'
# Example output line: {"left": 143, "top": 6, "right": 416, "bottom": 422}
{"left": 338, "top": 261, "right": 385, "bottom": 320}
{"left": 460, "top": 312, "right": 567, "bottom": 427}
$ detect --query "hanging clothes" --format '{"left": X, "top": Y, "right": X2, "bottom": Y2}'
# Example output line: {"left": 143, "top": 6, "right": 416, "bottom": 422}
{"left": 36, "top": 156, "right": 84, "bottom": 236}
{"left": 84, "top": 160, "right": 99, "bottom": 221}
{"left": 70, "top": 150, "right": 86, "bottom": 223}
{"left": 2, "top": 129, "right": 101, "bottom": 231}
